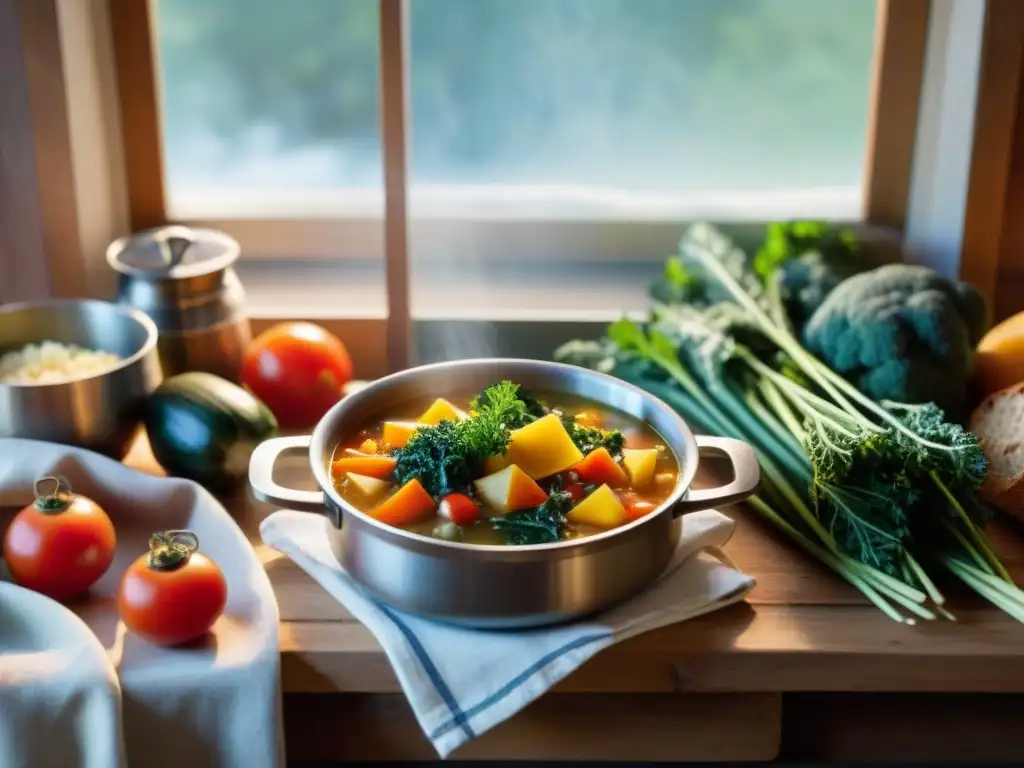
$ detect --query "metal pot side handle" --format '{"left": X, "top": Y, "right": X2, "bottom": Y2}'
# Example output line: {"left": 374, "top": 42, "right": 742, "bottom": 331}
{"left": 673, "top": 435, "right": 761, "bottom": 516}
{"left": 248, "top": 435, "right": 325, "bottom": 512}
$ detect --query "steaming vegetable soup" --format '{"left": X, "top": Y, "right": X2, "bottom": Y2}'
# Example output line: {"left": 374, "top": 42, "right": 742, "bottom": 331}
{"left": 329, "top": 381, "right": 680, "bottom": 545}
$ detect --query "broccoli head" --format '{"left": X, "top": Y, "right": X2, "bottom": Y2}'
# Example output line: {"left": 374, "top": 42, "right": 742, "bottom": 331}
{"left": 802, "top": 264, "right": 989, "bottom": 419}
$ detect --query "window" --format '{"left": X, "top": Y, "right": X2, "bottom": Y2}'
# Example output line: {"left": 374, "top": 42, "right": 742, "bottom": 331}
{"left": 102, "top": 0, "right": 928, "bottom": 353}
{"left": 156, "top": 0, "right": 877, "bottom": 223}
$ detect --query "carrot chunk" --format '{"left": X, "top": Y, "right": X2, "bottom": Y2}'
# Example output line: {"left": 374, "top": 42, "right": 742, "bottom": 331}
{"left": 572, "top": 447, "right": 628, "bottom": 487}
{"left": 332, "top": 455, "right": 398, "bottom": 479}
{"left": 370, "top": 478, "right": 436, "bottom": 527}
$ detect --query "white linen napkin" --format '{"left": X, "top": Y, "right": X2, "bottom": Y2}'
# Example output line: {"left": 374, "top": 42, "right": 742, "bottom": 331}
{"left": 0, "top": 439, "right": 283, "bottom": 768}
{"left": 0, "top": 582, "right": 125, "bottom": 768}
{"left": 261, "top": 507, "right": 754, "bottom": 759}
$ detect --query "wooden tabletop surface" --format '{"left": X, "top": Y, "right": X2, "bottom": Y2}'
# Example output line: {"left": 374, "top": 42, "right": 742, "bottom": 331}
{"left": 124, "top": 434, "right": 1024, "bottom": 697}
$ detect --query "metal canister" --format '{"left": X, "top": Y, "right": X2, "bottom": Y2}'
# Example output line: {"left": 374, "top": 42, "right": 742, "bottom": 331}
{"left": 106, "top": 225, "right": 252, "bottom": 382}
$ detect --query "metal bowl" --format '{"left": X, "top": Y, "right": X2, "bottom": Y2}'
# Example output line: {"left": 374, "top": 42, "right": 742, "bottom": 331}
{"left": 249, "top": 358, "right": 759, "bottom": 628}
{"left": 0, "top": 299, "right": 163, "bottom": 458}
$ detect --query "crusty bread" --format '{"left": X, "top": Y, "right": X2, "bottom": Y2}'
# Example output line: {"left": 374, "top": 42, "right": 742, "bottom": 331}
{"left": 971, "top": 382, "right": 1024, "bottom": 521}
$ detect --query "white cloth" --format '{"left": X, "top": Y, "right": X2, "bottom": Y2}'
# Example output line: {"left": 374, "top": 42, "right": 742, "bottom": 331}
{"left": 0, "top": 439, "right": 283, "bottom": 768}
{"left": 0, "top": 582, "right": 124, "bottom": 768}
{"left": 261, "top": 507, "right": 754, "bottom": 759}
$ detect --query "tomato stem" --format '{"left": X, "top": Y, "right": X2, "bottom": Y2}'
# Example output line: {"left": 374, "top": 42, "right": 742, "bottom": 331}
{"left": 33, "top": 476, "right": 73, "bottom": 514}
{"left": 147, "top": 530, "right": 200, "bottom": 571}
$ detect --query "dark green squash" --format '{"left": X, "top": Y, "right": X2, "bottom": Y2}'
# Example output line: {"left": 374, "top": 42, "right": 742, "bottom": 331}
{"left": 145, "top": 372, "right": 278, "bottom": 490}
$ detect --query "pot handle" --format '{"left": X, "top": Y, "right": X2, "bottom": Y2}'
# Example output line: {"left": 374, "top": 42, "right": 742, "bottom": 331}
{"left": 673, "top": 435, "right": 760, "bottom": 517}
{"left": 249, "top": 435, "right": 325, "bottom": 513}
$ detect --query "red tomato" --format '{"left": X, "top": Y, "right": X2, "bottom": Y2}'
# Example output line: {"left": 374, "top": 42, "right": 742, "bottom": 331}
{"left": 3, "top": 478, "right": 116, "bottom": 602}
{"left": 241, "top": 322, "right": 353, "bottom": 429}
{"left": 565, "top": 482, "right": 586, "bottom": 502}
{"left": 118, "top": 530, "right": 227, "bottom": 646}
{"left": 625, "top": 500, "right": 657, "bottom": 521}
{"left": 439, "top": 493, "right": 479, "bottom": 526}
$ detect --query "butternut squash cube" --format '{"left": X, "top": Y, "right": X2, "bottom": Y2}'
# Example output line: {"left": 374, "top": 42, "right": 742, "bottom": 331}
{"left": 504, "top": 413, "right": 584, "bottom": 479}
{"left": 622, "top": 448, "right": 659, "bottom": 489}
{"left": 346, "top": 472, "right": 390, "bottom": 499}
{"left": 483, "top": 453, "right": 511, "bottom": 475}
{"left": 473, "top": 464, "right": 548, "bottom": 515}
{"left": 567, "top": 484, "right": 627, "bottom": 528}
{"left": 418, "top": 397, "right": 468, "bottom": 425}
{"left": 382, "top": 420, "right": 419, "bottom": 449}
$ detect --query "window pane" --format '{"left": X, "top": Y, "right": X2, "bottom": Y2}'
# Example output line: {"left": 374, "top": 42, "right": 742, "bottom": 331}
{"left": 155, "top": 0, "right": 381, "bottom": 216}
{"left": 408, "top": 0, "right": 877, "bottom": 216}
{"left": 157, "top": 0, "right": 877, "bottom": 221}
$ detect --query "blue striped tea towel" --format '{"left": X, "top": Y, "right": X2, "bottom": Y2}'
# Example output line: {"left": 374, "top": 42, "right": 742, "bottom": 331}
{"left": 260, "top": 509, "right": 754, "bottom": 759}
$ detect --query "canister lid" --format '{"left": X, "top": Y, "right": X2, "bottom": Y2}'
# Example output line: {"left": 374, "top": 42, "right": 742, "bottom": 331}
{"left": 106, "top": 225, "right": 241, "bottom": 280}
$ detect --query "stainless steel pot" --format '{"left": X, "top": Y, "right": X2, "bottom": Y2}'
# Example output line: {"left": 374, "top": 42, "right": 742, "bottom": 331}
{"left": 249, "top": 358, "right": 759, "bottom": 628}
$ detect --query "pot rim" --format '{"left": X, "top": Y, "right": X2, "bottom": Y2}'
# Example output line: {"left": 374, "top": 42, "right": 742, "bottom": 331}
{"left": 308, "top": 358, "right": 699, "bottom": 554}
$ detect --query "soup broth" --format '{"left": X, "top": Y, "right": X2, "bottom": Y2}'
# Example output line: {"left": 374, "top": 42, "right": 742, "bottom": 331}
{"left": 330, "top": 383, "right": 680, "bottom": 545}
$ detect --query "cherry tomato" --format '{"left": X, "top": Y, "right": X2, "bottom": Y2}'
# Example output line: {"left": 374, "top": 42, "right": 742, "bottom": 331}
{"left": 241, "top": 322, "right": 353, "bottom": 429}
{"left": 625, "top": 500, "right": 657, "bottom": 521}
{"left": 439, "top": 493, "right": 479, "bottom": 526}
{"left": 118, "top": 530, "right": 227, "bottom": 646}
{"left": 565, "top": 482, "right": 586, "bottom": 503}
{"left": 3, "top": 477, "right": 116, "bottom": 602}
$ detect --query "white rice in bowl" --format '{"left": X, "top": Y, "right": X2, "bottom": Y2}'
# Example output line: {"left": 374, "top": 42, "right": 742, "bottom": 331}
{"left": 0, "top": 341, "right": 122, "bottom": 385}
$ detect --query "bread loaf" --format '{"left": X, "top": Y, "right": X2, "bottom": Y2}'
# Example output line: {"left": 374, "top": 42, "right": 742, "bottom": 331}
{"left": 970, "top": 382, "right": 1024, "bottom": 521}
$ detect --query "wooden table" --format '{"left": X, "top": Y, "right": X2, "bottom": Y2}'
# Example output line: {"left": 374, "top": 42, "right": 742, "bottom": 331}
{"left": 123, "top": 436, "right": 1024, "bottom": 763}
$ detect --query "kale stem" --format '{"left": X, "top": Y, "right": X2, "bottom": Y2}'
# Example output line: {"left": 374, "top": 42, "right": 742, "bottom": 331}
{"left": 748, "top": 496, "right": 909, "bottom": 623}
{"left": 930, "top": 471, "right": 1013, "bottom": 582}
{"left": 758, "top": 454, "right": 837, "bottom": 550}
{"left": 941, "top": 518, "right": 996, "bottom": 576}
{"left": 710, "top": 379, "right": 810, "bottom": 479}
{"left": 741, "top": 385, "right": 807, "bottom": 468}
{"left": 900, "top": 558, "right": 916, "bottom": 589}
{"left": 952, "top": 558, "right": 1024, "bottom": 607}
{"left": 843, "top": 558, "right": 927, "bottom": 604}
{"left": 936, "top": 605, "right": 958, "bottom": 621}
{"left": 942, "top": 558, "right": 1024, "bottom": 623}
{"left": 903, "top": 551, "right": 946, "bottom": 605}
{"left": 738, "top": 351, "right": 874, "bottom": 433}
{"left": 757, "top": 376, "right": 807, "bottom": 446}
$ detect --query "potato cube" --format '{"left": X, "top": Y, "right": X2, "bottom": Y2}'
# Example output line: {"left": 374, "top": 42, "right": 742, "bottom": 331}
{"left": 567, "top": 484, "right": 627, "bottom": 528}
{"left": 622, "top": 448, "right": 659, "bottom": 489}
{"left": 474, "top": 464, "right": 549, "bottom": 515}
{"left": 347, "top": 472, "right": 390, "bottom": 499}
{"left": 419, "top": 398, "right": 467, "bottom": 425}
{"left": 504, "top": 414, "right": 584, "bottom": 479}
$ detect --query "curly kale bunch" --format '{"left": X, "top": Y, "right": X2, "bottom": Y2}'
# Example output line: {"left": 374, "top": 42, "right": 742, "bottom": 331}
{"left": 652, "top": 220, "right": 868, "bottom": 337}
{"left": 756, "top": 222, "right": 863, "bottom": 313}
